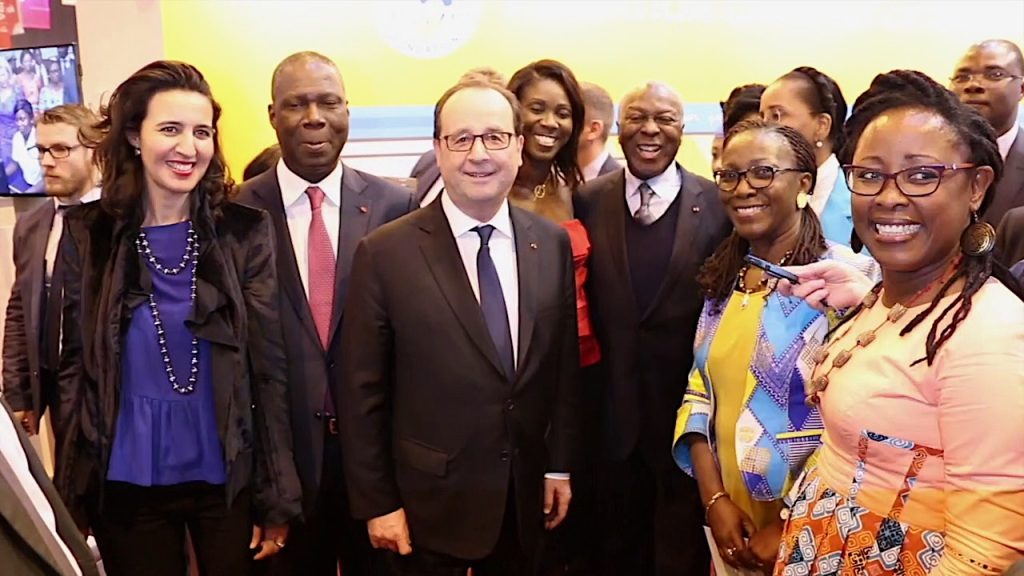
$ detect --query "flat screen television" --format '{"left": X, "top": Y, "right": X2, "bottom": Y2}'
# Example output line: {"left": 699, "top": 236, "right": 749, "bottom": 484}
{"left": 0, "top": 43, "right": 81, "bottom": 196}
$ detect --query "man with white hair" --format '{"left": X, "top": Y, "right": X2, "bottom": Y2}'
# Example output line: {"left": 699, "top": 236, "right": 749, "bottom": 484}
{"left": 573, "top": 82, "right": 730, "bottom": 575}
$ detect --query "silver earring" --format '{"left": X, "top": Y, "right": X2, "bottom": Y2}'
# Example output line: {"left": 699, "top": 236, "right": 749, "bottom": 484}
{"left": 133, "top": 147, "right": 141, "bottom": 156}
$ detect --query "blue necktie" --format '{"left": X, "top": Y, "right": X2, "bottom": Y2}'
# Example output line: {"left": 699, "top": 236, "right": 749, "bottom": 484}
{"left": 473, "top": 225, "right": 514, "bottom": 379}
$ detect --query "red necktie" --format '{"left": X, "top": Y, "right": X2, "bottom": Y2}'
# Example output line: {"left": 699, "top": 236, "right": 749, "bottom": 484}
{"left": 306, "top": 186, "right": 336, "bottom": 349}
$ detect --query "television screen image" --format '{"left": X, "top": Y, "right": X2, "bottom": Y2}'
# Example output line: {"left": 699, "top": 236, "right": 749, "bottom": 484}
{"left": 0, "top": 43, "right": 81, "bottom": 196}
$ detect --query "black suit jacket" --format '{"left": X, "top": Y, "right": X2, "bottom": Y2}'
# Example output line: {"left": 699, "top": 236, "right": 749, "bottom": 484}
{"left": 996, "top": 205, "right": 1024, "bottom": 266}
{"left": 573, "top": 165, "right": 730, "bottom": 466}
{"left": 984, "top": 126, "right": 1024, "bottom": 226}
{"left": 409, "top": 150, "right": 441, "bottom": 206}
{"left": 0, "top": 399, "right": 99, "bottom": 576}
{"left": 338, "top": 200, "right": 580, "bottom": 559}
{"left": 55, "top": 200, "right": 301, "bottom": 527}
{"left": 2, "top": 201, "right": 57, "bottom": 419}
{"left": 596, "top": 155, "right": 622, "bottom": 179}
{"left": 236, "top": 165, "right": 413, "bottom": 516}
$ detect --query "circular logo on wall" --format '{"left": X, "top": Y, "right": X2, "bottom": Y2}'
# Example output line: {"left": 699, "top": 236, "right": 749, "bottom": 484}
{"left": 375, "top": 0, "right": 484, "bottom": 60}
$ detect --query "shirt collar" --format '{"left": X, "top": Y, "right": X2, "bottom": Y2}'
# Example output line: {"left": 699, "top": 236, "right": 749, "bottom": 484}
{"left": 54, "top": 186, "right": 101, "bottom": 209}
{"left": 813, "top": 154, "right": 840, "bottom": 196}
{"left": 997, "top": 124, "right": 1019, "bottom": 161}
{"left": 276, "top": 158, "right": 344, "bottom": 208}
{"left": 582, "top": 150, "right": 610, "bottom": 182}
{"left": 624, "top": 161, "right": 681, "bottom": 199}
{"left": 440, "top": 191, "right": 513, "bottom": 240}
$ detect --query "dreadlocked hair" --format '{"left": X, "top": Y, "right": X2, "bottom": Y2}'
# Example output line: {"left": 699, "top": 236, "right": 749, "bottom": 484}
{"left": 782, "top": 67, "right": 848, "bottom": 153}
{"left": 698, "top": 118, "right": 827, "bottom": 304}
{"left": 841, "top": 69, "right": 1024, "bottom": 366}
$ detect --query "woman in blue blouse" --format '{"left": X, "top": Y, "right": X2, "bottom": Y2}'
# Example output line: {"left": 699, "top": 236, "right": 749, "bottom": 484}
{"left": 760, "top": 67, "right": 855, "bottom": 249}
{"left": 54, "top": 61, "right": 300, "bottom": 576}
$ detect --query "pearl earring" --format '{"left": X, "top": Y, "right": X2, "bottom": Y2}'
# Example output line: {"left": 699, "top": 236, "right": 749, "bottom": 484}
{"left": 815, "top": 140, "right": 823, "bottom": 149}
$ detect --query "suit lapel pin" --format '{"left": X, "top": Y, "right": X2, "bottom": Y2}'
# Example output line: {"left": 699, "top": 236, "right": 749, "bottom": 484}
{"left": 529, "top": 242, "right": 538, "bottom": 250}
{"left": 358, "top": 206, "right": 369, "bottom": 214}
{"left": 691, "top": 205, "right": 701, "bottom": 213}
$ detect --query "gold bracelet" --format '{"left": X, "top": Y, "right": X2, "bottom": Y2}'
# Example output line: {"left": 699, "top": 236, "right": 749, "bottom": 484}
{"left": 704, "top": 491, "right": 729, "bottom": 519}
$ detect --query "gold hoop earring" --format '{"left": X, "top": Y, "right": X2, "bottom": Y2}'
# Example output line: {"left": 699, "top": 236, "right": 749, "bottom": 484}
{"left": 960, "top": 211, "right": 996, "bottom": 257}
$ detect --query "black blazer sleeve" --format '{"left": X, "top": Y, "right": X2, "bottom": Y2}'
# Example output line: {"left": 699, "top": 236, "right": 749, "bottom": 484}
{"left": 547, "top": 230, "right": 581, "bottom": 472}
{"left": 53, "top": 221, "right": 89, "bottom": 524}
{"left": 996, "top": 207, "right": 1024, "bottom": 266}
{"left": 339, "top": 236, "right": 401, "bottom": 520}
{"left": 243, "top": 213, "right": 302, "bottom": 525}
{"left": 2, "top": 221, "right": 33, "bottom": 412}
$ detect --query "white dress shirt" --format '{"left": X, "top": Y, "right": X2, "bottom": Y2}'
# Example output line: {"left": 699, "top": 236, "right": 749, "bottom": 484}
{"left": 0, "top": 407, "right": 82, "bottom": 575}
{"left": 277, "top": 159, "right": 343, "bottom": 299}
{"left": 997, "top": 123, "right": 1019, "bottom": 161}
{"left": 12, "top": 129, "right": 41, "bottom": 186}
{"left": 581, "top": 150, "right": 611, "bottom": 183}
{"left": 420, "top": 175, "right": 446, "bottom": 207}
{"left": 46, "top": 188, "right": 101, "bottom": 283}
{"left": 810, "top": 154, "right": 840, "bottom": 216}
{"left": 440, "top": 191, "right": 519, "bottom": 366}
{"left": 624, "top": 162, "right": 682, "bottom": 221}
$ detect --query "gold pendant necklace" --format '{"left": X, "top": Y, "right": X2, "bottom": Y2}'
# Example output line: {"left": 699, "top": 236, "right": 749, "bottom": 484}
{"left": 533, "top": 182, "right": 547, "bottom": 200}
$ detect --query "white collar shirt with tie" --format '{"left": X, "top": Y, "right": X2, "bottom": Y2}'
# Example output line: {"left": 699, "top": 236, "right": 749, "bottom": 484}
{"left": 277, "top": 159, "right": 343, "bottom": 299}
{"left": 440, "top": 191, "right": 519, "bottom": 367}
{"left": 45, "top": 187, "right": 102, "bottom": 283}
{"left": 624, "top": 162, "right": 682, "bottom": 222}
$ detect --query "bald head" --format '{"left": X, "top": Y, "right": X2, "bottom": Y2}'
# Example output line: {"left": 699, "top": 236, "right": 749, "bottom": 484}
{"left": 619, "top": 82, "right": 684, "bottom": 125}
{"left": 967, "top": 39, "right": 1024, "bottom": 74}
{"left": 271, "top": 51, "right": 344, "bottom": 101}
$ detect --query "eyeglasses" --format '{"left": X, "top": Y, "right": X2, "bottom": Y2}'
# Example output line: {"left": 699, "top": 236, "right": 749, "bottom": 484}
{"left": 949, "top": 69, "right": 1024, "bottom": 85}
{"left": 842, "top": 164, "right": 976, "bottom": 197}
{"left": 714, "top": 165, "right": 806, "bottom": 192}
{"left": 36, "top": 144, "right": 81, "bottom": 160}
{"left": 440, "top": 132, "right": 513, "bottom": 152}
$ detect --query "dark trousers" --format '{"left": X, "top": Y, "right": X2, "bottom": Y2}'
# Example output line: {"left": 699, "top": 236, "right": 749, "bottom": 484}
{"left": 587, "top": 449, "right": 709, "bottom": 576}
{"left": 381, "top": 482, "right": 536, "bottom": 576}
{"left": 260, "top": 421, "right": 378, "bottom": 576}
{"left": 94, "top": 481, "right": 253, "bottom": 576}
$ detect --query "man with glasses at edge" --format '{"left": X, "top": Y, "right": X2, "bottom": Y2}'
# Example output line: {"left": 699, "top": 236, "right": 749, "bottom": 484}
{"left": 949, "top": 40, "right": 1024, "bottom": 267}
{"left": 3, "top": 104, "right": 101, "bottom": 442}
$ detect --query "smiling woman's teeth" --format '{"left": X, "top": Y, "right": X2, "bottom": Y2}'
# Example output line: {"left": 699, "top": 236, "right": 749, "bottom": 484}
{"left": 535, "top": 135, "right": 556, "bottom": 146}
{"left": 876, "top": 223, "right": 921, "bottom": 235}
{"left": 736, "top": 206, "right": 764, "bottom": 215}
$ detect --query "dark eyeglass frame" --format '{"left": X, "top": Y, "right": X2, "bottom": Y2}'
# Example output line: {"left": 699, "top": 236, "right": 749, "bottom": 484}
{"left": 713, "top": 165, "right": 806, "bottom": 192}
{"left": 36, "top": 144, "right": 82, "bottom": 160}
{"left": 949, "top": 69, "right": 1024, "bottom": 85}
{"left": 841, "top": 163, "right": 977, "bottom": 197}
{"left": 439, "top": 132, "right": 514, "bottom": 152}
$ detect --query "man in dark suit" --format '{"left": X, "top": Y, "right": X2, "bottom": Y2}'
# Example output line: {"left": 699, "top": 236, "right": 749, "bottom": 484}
{"left": 236, "top": 51, "right": 413, "bottom": 576}
{"left": 2, "top": 105, "right": 100, "bottom": 437}
{"left": 410, "top": 67, "right": 507, "bottom": 207}
{"left": 573, "top": 82, "right": 731, "bottom": 575}
{"left": 997, "top": 206, "right": 1024, "bottom": 265}
{"left": 0, "top": 398, "right": 99, "bottom": 576}
{"left": 339, "top": 79, "right": 580, "bottom": 576}
{"left": 950, "top": 39, "right": 1024, "bottom": 226}
{"left": 577, "top": 82, "right": 622, "bottom": 183}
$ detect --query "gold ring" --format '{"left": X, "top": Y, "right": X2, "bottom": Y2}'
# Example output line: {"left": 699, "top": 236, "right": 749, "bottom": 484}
{"left": 273, "top": 540, "right": 285, "bottom": 549}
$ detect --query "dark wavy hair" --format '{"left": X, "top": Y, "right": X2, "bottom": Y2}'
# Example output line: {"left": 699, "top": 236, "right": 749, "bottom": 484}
{"left": 506, "top": 59, "right": 584, "bottom": 190}
{"left": 721, "top": 84, "right": 765, "bottom": 134}
{"left": 777, "top": 66, "right": 847, "bottom": 153}
{"left": 94, "top": 60, "right": 232, "bottom": 219}
{"left": 698, "top": 118, "right": 825, "bottom": 302}
{"left": 837, "top": 69, "right": 1023, "bottom": 366}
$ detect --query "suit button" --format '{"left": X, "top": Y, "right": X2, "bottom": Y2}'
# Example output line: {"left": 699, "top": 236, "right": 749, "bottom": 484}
{"left": 500, "top": 450, "right": 510, "bottom": 461}
{"left": 328, "top": 362, "right": 336, "bottom": 369}
{"left": 314, "top": 411, "right": 323, "bottom": 419}
{"left": 505, "top": 400, "right": 515, "bottom": 411}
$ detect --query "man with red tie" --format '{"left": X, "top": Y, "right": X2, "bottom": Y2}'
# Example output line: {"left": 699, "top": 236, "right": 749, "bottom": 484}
{"left": 236, "top": 51, "right": 413, "bottom": 576}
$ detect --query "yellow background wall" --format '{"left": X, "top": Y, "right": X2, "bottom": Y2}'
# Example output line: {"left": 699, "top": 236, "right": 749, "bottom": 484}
{"left": 159, "top": 0, "right": 1024, "bottom": 178}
